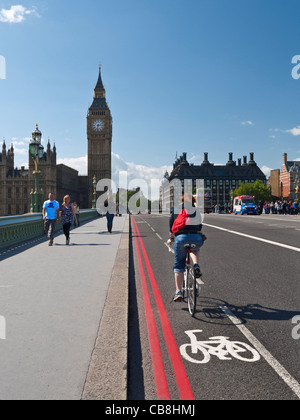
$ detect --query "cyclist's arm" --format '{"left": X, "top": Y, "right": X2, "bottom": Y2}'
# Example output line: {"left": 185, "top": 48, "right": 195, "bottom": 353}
{"left": 169, "top": 213, "right": 176, "bottom": 239}
{"left": 169, "top": 213, "right": 176, "bottom": 235}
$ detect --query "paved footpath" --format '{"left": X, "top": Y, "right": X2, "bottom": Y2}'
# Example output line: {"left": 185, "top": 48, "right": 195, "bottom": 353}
{"left": 0, "top": 215, "right": 129, "bottom": 400}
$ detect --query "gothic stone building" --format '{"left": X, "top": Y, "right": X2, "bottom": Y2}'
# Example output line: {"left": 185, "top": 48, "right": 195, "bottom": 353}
{"left": 269, "top": 153, "right": 300, "bottom": 200}
{"left": 0, "top": 139, "right": 80, "bottom": 216}
{"left": 0, "top": 68, "right": 112, "bottom": 216}
{"left": 161, "top": 152, "right": 266, "bottom": 208}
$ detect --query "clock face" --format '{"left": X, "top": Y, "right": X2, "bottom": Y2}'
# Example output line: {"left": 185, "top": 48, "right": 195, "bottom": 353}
{"left": 92, "top": 120, "right": 104, "bottom": 132}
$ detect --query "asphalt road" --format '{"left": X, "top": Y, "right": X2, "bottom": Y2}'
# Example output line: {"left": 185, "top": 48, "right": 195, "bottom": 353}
{"left": 128, "top": 213, "right": 300, "bottom": 400}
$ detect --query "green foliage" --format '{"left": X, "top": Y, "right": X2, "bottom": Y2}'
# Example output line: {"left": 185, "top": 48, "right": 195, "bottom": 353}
{"left": 233, "top": 180, "right": 272, "bottom": 204}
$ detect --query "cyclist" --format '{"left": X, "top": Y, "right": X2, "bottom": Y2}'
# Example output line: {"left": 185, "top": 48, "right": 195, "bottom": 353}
{"left": 169, "top": 193, "right": 205, "bottom": 302}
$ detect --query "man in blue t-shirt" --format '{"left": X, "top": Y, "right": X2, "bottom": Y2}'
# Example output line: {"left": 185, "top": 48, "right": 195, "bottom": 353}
{"left": 43, "top": 193, "right": 60, "bottom": 246}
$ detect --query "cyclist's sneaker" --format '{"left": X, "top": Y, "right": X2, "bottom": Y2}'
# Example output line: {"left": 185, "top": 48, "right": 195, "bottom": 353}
{"left": 173, "top": 290, "right": 183, "bottom": 302}
{"left": 193, "top": 264, "right": 202, "bottom": 278}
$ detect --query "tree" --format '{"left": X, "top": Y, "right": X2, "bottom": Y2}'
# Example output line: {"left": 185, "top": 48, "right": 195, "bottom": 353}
{"left": 233, "top": 180, "right": 272, "bottom": 204}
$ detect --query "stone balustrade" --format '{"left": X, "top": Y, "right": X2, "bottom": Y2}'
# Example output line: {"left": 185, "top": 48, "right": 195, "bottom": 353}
{"left": 0, "top": 210, "right": 99, "bottom": 250}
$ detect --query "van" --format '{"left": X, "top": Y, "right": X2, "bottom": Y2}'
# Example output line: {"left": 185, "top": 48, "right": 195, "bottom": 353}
{"left": 233, "top": 195, "right": 257, "bottom": 215}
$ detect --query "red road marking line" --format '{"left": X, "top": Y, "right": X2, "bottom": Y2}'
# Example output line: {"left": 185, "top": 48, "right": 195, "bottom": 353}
{"left": 132, "top": 219, "right": 171, "bottom": 400}
{"left": 132, "top": 216, "right": 195, "bottom": 400}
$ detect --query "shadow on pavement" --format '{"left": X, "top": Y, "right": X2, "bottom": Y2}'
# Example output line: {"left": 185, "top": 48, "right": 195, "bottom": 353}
{"left": 187, "top": 297, "right": 299, "bottom": 326}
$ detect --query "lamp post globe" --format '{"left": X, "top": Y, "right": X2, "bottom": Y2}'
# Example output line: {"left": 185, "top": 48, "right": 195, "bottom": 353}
{"left": 32, "top": 123, "right": 42, "bottom": 144}
{"left": 29, "top": 124, "right": 44, "bottom": 213}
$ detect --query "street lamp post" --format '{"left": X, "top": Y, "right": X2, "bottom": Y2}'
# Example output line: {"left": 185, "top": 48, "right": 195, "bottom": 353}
{"left": 92, "top": 175, "right": 97, "bottom": 209}
{"left": 29, "top": 124, "right": 44, "bottom": 213}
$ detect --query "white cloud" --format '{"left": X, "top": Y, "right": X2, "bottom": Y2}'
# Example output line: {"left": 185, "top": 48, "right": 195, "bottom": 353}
{"left": 285, "top": 126, "right": 300, "bottom": 136}
{"left": 14, "top": 146, "right": 27, "bottom": 155}
{"left": 241, "top": 121, "right": 254, "bottom": 126}
{"left": 0, "top": 5, "right": 39, "bottom": 23}
{"left": 12, "top": 148, "right": 172, "bottom": 200}
{"left": 57, "top": 155, "right": 87, "bottom": 175}
{"left": 260, "top": 166, "right": 272, "bottom": 177}
{"left": 112, "top": 153, "right": 172, "bottom": 199}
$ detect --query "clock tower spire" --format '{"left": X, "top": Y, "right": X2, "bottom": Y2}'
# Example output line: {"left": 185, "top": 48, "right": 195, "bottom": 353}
{"left": 87, "top": 66, "right": 112, "bottom": 207}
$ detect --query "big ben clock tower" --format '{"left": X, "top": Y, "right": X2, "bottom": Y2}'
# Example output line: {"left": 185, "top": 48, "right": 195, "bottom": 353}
{"left": 87, "top": 66, "right": 112, "bottom": 207}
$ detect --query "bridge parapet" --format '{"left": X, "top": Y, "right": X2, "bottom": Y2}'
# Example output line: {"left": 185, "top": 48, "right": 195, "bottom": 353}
{"left": 0, "top": 210, "right": 98, "bottom": 250}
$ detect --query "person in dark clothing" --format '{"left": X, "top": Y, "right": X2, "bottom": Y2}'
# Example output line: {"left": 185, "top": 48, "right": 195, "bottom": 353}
{"left": 104, "top": 198, "right": 116, "bottom": 233}
{"left": 61, "top": 195, "right": 77, "bottom": 245}
{"left": 169, "top": 194, "right": 206, "bottom": 302}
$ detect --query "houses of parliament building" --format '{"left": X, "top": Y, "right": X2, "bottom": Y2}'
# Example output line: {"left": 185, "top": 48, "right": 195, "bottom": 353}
{"left": 0, "top": 68, "right": 112, "bottom": 216}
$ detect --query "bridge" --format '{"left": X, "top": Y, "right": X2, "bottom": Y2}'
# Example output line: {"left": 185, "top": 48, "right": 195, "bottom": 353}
{"left": 0, "top": 212, "right": 129, "bottom": 400}
{"left": 1, "top": 211, "right": 300, "bottom": 401}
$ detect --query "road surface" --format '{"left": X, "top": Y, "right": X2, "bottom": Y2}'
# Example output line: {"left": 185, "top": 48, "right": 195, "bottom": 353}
{"left": 128, "top": 213, "right": 300, "bottom": 400}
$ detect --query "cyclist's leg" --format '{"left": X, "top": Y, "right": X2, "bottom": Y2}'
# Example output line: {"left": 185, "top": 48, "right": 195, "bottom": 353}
{"left": 173, "top": 236, "right": 187, "bottom": 301}
{"left": 189, "top": 251, "right": 200, "bottom": 265}
{"left": 175, "top": 272, "right": 184, "bottom": 291}
{"left": 186, "top": 234, "right": 204, "bottom": 278}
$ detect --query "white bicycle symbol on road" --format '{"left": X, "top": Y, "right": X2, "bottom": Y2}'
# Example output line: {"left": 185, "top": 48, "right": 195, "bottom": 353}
{"left": 180, "top": 330, "right": 261, "bottom": 364}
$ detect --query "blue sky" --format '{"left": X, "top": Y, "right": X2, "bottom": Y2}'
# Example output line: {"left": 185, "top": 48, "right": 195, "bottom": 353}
{"left": 1, "top": 0, "right": 300, "bottom": 184}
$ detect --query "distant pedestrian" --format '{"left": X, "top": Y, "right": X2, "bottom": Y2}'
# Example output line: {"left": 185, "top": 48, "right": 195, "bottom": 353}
{"left": 61, "top": 195, "right": 77, "bottom": 245}
{"left": 43, "top": 193, "right": 60, "bottom": 246}
{"left": 104, "top": 197, "right": 116, "bottom": 233}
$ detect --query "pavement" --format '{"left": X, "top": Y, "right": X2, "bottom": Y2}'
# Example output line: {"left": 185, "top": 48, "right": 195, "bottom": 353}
{"left": 0, "top": 215, "right": 129, "bottom": 400}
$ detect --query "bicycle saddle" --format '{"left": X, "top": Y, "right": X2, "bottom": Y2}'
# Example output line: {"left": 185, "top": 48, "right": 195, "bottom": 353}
{"left": 184, "top": 243, "right": 198, "bottom": 250}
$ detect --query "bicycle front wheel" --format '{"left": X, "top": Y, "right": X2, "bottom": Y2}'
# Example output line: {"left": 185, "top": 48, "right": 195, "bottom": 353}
{"left": 187, "top": 268, "right": 197, "bottom": 317}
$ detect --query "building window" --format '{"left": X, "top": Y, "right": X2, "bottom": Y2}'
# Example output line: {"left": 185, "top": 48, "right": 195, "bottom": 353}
{"left": 16, "top": 187, "right": 20, "bottom": 199}
{"left": 24, "top": 188, "right": 28, "bottom": 199}
{"left": 8, "top": 188, "right": 11, "bottom": 199}
{"left": 8, "top": 204, "right": 11, "bottom": 215}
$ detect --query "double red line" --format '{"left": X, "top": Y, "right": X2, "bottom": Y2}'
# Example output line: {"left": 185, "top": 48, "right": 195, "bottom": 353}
{"left": 131, "top": 216, "right": 194, "bottom": 400}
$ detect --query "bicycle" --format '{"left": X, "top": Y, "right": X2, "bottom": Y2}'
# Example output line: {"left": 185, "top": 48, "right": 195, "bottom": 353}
{"left": 182, "top": 244, "right": 202, "bottom": 317}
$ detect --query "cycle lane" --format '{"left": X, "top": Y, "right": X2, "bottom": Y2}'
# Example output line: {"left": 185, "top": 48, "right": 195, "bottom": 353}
{"left": 130, "top": 214, "right": 300, "bottom": 400}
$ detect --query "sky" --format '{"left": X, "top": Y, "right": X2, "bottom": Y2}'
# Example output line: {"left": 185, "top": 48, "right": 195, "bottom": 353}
{"left": 1, "top": 0, "right": 300, "bottom": 190}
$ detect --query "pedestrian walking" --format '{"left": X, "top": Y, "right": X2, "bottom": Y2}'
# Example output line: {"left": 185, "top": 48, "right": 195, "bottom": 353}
{"left": 61, "top": 195, "right": 77, "bottom": 245}
{"left": 43, "top": 193, "right": 60, "bottom": 246}
{"left": 104, "top": 197, "right": 116, "bottom": 233}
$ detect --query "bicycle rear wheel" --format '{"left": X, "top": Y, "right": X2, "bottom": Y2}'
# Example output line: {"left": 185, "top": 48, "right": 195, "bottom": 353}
{"left": 182, "top": 264, "right": 188, "bottom": 299}
{"left": 187, "top": 267, "right": 197, "bottom": 317}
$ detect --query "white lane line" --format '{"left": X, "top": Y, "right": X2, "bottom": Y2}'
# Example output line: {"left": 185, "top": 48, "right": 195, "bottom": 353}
{"left": 203, "top": 223, "right": 300, "bottom": 253}
{"left": 221, "top": 306, "right": 300, "bottom": 400}
{"left": 156, "top": 233, "right": 163, "bottom": 241}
